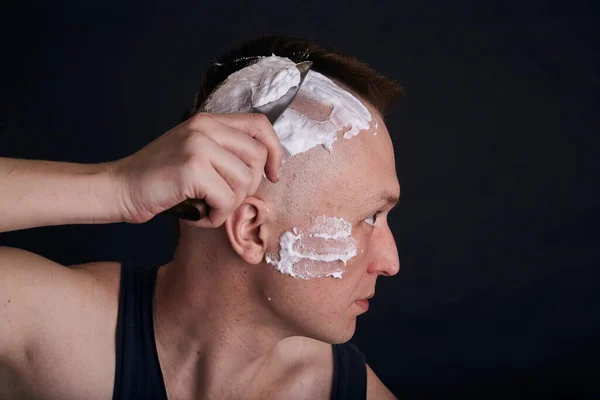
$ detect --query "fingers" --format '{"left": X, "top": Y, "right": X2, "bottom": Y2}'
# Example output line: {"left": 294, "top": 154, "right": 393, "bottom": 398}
{"left": 188, "top": 167, "right": 234, "bottom": 229}
{"left": 178, "top": 112, "right": 284, "bottom": 228}
{"left": 199, "top": 122, "right": 268, "bottom": 196}
{"left": 193, "top": 113, "right": 283, "bottom": 183}
{"left": 193, "top": 141, "right": 253, "bottom": 227}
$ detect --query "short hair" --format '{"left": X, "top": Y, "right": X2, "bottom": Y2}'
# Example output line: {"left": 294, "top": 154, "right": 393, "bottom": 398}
{"left": 171, "top": 35, "right": 404, "bottom": 239}
{"left": 183, "top": 35, "right": 404, "bottom": 120}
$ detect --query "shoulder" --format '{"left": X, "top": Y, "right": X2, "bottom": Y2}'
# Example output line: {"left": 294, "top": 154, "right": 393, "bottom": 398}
{"left": 264, "top": 337, "right": 396, "bottom": 400}
{"left": 259, "top": 337, "right": 333, "bottom": 399}
{"left": 366, "top": 364, "right": 397, "bottom": 400}
{"left": 70, "top": 260, "right": 122, "bottom": 299}
{"left": 0, "top": 248, "right": 123, "bottom": 399}
{"left": 0, "top": 247, "right": 121, "bottom": 351}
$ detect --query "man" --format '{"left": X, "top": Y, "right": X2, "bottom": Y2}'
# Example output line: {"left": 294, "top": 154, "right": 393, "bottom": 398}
{"left": 0, "top": 36, "right": 402, "bottom": 399}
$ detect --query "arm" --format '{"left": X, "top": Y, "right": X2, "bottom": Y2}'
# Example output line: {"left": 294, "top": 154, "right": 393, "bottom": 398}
{"left": 0, "top": 113, "right": 283, "bottom": 396}
{"left": 0, "top": 114, "right": 283, "bottom": 233}
{"left": 0, "top": 157, "right": 123, "bottom": 233}
{"left": 367, "top": 364, "right": 397, "bottom": 400}
{"left": 0, "top": 246, "right": 74, "bottom": 398}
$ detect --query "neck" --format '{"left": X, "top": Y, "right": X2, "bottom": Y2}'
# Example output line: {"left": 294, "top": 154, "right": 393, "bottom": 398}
{"left": 153, "top": 229, "right": 292, "bottom": 397}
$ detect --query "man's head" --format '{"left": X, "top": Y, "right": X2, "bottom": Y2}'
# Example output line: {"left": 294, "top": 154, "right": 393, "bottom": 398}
{"left": 175, "top": 35, "right": 403, "bottom": 343}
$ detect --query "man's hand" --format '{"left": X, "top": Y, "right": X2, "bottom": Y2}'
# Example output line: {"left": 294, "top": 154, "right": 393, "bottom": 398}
{"left": 110, "top": 113, "right": 283, "bottom": 228}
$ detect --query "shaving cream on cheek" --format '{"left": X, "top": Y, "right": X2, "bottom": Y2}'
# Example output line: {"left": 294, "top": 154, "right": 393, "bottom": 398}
{"left": 265, "top": 216, "right": 358, "bottom": 279}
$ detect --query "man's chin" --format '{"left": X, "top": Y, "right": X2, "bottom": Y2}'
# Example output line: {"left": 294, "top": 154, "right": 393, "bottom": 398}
{"left": 304, "top": 317, "right": 357, "bottom": 345}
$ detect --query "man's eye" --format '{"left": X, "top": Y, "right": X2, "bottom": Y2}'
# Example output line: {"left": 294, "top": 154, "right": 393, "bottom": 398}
{"left": 364, "top": 212, "right": 379, "bottom": 226}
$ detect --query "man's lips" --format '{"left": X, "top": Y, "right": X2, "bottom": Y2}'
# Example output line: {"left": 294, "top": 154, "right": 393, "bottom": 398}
{"left": 354, "top": 292, "right": 375, "bottom": 311}
{"left": 356, "top": 292, "right": 375, "bottom": 301}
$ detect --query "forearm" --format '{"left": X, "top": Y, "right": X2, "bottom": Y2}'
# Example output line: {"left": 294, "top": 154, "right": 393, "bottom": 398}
{"left": 0, "top": 157, "right": 124, "bottom": 233}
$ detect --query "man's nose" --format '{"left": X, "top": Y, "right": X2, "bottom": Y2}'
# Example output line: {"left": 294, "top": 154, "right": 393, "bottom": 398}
{"left": 367, "top": 228, "right": 400, "bottom": 277}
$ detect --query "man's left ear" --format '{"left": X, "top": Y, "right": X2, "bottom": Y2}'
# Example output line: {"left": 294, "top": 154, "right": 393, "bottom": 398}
{"left": 224, "top": 196, "right": 270, "bottom": 265}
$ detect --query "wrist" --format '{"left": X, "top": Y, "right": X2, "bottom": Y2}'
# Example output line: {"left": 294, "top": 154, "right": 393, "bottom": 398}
{"left": 96, "top": 160, "right": 129, "bottom": 224}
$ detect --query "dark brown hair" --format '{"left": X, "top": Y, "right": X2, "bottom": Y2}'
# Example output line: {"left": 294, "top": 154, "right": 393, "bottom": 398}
{"left": 184, "top": 35, "right": 404, "bottom": 120}
{"left": 172, "top": 35, "right": 404, "bottom": 239}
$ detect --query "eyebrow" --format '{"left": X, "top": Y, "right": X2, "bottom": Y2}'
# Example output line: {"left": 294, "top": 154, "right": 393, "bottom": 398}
{"left": 370, "top": 191, "right": 400, "bottom": 209}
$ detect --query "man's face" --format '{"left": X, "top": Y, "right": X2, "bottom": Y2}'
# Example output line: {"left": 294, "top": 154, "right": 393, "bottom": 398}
{"left": 256, "top": 103, "right": 401, "bottom": 344}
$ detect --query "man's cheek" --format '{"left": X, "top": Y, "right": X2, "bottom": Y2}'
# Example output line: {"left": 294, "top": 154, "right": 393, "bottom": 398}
{"left": 265, "top": 215, "right": 359, "bottom": 279}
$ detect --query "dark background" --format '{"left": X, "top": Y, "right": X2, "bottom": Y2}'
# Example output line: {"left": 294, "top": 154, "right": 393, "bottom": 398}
{"left": 1, "top": 1, "right": 598, "bottom": 398}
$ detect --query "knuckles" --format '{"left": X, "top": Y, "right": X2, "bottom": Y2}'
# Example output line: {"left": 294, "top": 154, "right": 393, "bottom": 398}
{"left": 221, "top": 191, "right": 236, "bottom": 211}
{"left": 250, "top": 112, "right": 270, "bottom": 126}
{"left": 252, "top": 142, "right": 269, "bottom": 164}
{"left": 185, "top": 112, "right": 211, "bottom": 131}
{"left": 239, "top": 167, "right": 254, "bottom": 189}
{"left": 181, "top": 131, "right": 211, "bottom": 161}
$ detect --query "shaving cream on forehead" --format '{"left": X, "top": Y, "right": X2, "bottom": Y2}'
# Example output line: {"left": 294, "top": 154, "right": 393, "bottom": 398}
{"left": 203, "top": 55, "right": 373, "bottom": 159}
{"left": 265, "top": 215, "right": 358, "bottom": 279}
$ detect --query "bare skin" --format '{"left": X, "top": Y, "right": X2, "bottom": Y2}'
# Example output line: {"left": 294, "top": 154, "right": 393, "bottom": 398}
{"left": 0, "top": 103, "right": 398, "bottom": 398}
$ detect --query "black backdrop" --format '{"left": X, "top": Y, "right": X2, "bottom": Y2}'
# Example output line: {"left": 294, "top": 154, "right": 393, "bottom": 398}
{"left": 1, "top": 1, "right": 598, "bottom": 398}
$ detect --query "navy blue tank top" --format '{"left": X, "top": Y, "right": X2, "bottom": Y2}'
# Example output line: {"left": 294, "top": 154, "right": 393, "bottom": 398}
{"left": 113, "top": 260, "right": 367, "bottom": 399}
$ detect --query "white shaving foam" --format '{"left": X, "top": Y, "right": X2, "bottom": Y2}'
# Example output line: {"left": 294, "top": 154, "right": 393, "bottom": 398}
{"left": 203, "top": 55, "right": 372, "bottom": 160}
{"left": 204, "top": 55, "right": 300, "bottom": 113}
{"left": 265, "top": 216, "right": 358, "bottom": 279}
{"left": 272, "top": 71, "right": 372, "bottom": 157}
